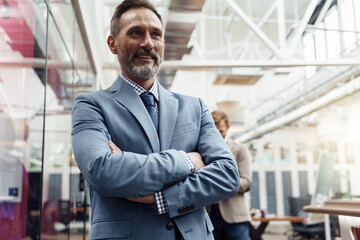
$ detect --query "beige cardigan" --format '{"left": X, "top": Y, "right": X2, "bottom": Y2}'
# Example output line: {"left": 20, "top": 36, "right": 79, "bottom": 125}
{"left": 218, "top": 139, "right": 252, "bottom": 223}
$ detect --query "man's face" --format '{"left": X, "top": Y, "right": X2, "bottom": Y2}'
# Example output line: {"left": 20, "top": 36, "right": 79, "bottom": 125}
{"left": 112, "top": 8, "right": 165, "bottom": 80}
{"left": 215, "top": 119, "right": 229, "bottom": 139}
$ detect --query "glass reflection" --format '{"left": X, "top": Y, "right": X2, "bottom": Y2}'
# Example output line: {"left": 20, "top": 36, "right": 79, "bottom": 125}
{"left": 1, "top": 0, "right": 93, "bottom": 239}
{"left": 0, "top": 0, "right": 48, "bottom": 239}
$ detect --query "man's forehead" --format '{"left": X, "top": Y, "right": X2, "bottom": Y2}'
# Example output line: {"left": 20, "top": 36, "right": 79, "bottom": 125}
{"left": 119, "top": 8, "right": 163, "bottom": 29}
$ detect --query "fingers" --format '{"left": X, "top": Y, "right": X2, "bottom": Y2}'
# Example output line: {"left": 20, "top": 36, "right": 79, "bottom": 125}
{"left": 187, "top": 152, "right": 205, "bottom": 172}
{"left": 126, "top": 194, "right": 155, "bottom": 204}
{"left": 109, "top": 140, "right": 122, "bottom": 153}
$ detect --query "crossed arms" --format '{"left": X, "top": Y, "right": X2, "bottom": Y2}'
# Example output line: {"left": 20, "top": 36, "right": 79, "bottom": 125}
{"left": 72, "top": 93, "right": 240, "bottom": 218}
{"left": 108, "top": 140, "right": 205, "bottom": 204}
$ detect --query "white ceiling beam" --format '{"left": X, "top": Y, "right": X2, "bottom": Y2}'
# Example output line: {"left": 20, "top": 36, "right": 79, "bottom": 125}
{"left": 3, "top": 58, "right": 359, "bottom": 70}
{"left": 236, "top": 74, "right": 360, "bottom": 142}
{"left": 314, "top": 0, "right": 332, "bottom": 25}
{"left": 100, "top": 59, "right": 360, "bottom": 70}
{"left": 0, "top": 58, "right": 87, "bottom": 69}
{"left": 277, "top": 0, "right": 287, "bottom": 50}
{"left": 288, "top": 0, "right": 319, "bottom": 52}
{"left": 236, "top": 1, "right": 277, "bottom": 59}
{"left": 337, "top": 0, "right": 345, "bottom": 51}
{"left": 225, "top": 0, "right": 284, "bottom": 59}
{"left": 71, "top": 0, "right": 97, "bottom": 75}
{"left": 258, "top": 1, "right": 277, "bottom": 28}
{"left": 159, "top": 59, "right": 360, "bottom": 70}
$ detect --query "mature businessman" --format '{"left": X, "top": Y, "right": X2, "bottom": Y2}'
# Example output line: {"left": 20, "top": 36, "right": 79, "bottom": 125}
{"left": 71, "top": 0, "right": 240, "bottom": 239}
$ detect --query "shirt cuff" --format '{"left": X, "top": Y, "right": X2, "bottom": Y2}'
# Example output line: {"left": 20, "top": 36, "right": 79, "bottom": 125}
{"left": 153, "top": 191, "right": 169, "bottom": 214}
{"left": 182, "top": 151, "right": 195, "bottom": 173}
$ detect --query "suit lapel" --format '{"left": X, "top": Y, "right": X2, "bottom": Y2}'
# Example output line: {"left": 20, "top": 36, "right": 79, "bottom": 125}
{"left": 108, "top": 76, "right": 160, "bottom": 152}
{"left": 158, "top": 84, "right": 178, "bottom": 151}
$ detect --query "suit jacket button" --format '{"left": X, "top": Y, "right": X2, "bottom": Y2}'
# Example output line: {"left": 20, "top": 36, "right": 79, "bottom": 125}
{"left": 166, "top": 222, "right": 174, "bottom": 230}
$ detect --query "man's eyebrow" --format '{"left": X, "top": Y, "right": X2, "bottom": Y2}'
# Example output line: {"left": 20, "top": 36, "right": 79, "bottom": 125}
{"left": 127, "top": 26, "right": 142, "bottom": 31}
{"left": 126, "top": 25, "right": 163, "bottom": 35}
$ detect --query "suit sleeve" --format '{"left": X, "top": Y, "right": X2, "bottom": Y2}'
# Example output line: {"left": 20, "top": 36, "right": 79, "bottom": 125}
{"left": 162, "top": 98, "right": 240, "bottom": 218}
{"left": 72, "top": 93, "right": 192, "bottom": 198}
{"left": 234, "top": 144, "right": 252, "bottom": 194}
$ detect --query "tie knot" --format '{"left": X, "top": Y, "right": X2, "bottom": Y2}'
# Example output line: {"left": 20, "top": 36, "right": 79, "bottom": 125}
{"left": 140, "top": 92, "right": 155, "bottom": 107}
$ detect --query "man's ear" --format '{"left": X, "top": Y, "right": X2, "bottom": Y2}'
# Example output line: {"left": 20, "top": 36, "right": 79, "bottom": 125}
{"left": 107, "top": 35, "right": 117, "bottom": 54}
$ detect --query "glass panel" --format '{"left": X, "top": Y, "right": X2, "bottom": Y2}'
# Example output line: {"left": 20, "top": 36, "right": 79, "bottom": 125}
{"left": 40, "top": 2, "right": 94, "bottom": 237}
{"left": 332, "top": 170, "right": 341, "bottom": 196}
{"left": 72, "top": 15, "right": 90, "bottom": 65}
{"left": 299, "top": 171, "right": 309, "bottom": 197}
{"left": 250, "top": 172, "right": 260, "bottom": 209}
{"left": 248, "top": 143, "right": 259, "bottom": 166}
{"left": 343, "top": 32, "right": 357, "bottom": 51}
{"left": 315, "top": 23, "right": 327, "bottom": 60}
{"left": 48, "top": 0, "right": 95, "bottom": 97}
{"left": 303, "top": 33, "right": 316, "bottom": 78}
{"left": 280, "top": 146, "right": 291, "bottom": 165}
{"left": 48, "top": 0, "right": 76, "bottom": 60}
{"left": 296, "top": 142, "right": 307, "bottom": 164}
{"left": 354, "top": 0, "right": 360, "bottom": 32}
{"left": 341, "top": 0, "right": 357, "bottom": 50}
{"left": 266, "top": 171, "right": 277, "bottom": 214}
{"left": 72, "top": 12, "right": 95, "bottom": 95}
{"left": 263, "top": 143, "right": 274, "bottom": 166}
{"left": 282, "top": 171, "right": 292, "bottom": 215}
{"left": 0, "top": 0, "right": 48, "bottom": 239}
{"left": 325, "top": 7, "right": 341, "bottom": 58}
{"left": 40, "top": 12, "right": 74, "bottom": 239}
{"left": 70, "top": 5, "right": 93, "bottom": 239}
{"left": 75, "top": 68, "right": 95, "bottom": 95}
{"left": 313, "top": 150, "right": 320, "bottom": 164}
{"left": 346, "top": 142, "right": 355, "bottom": 164}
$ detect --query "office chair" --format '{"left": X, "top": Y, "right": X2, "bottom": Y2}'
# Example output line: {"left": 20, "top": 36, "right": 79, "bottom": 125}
{"left": 288, "top": 196, "right": 325, "bottom": 239}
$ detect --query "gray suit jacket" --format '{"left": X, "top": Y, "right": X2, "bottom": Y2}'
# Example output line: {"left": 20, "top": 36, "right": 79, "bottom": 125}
{"left": 71, "top": 76, "right": 240, "bottom": 239}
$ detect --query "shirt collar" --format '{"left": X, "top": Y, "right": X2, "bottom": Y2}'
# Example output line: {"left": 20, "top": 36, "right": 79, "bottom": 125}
{"left": 120, "top": 74, "right": 159, "bottom": 102}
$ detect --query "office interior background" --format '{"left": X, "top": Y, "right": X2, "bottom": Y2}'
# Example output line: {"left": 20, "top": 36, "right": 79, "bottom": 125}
{"left": 0, "top": 0, "right": 359, "bottom": 239}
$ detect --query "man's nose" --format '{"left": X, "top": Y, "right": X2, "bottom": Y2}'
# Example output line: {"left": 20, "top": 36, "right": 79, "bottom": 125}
{"left": 140, "top": 32, "right": 154, "bottom": 50}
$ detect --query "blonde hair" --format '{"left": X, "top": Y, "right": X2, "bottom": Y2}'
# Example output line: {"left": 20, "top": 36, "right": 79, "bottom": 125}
{"left": 211, "top": 110, "right": 229, "bottom": 125}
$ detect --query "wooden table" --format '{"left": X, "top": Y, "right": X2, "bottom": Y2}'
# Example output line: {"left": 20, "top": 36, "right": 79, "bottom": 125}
{"left": 250, "top": 216, "right": 305, "bottom": 240}
{"left": 303, "top": 199, "right": 360, "bottom": 240}
{"left": 303, "top": 199, "right": 360, "bottom": 217}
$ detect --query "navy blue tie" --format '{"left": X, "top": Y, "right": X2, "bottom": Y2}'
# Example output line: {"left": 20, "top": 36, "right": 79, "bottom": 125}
{"left": 140, "top": 92, "right": 158, "bottom": 132}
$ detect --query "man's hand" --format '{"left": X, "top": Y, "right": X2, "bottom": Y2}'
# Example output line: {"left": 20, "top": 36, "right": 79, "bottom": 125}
{"left": 109, "top": 140, "right": 122, "bottom": 153}
{"left": 187, "top": 152, "right": 205, "bottom": 172}
{"left": 127, "top": 194, "right": 155, "bottom": 204}
{"left": 108, "top": 140, "right": 155, "bottom": 204}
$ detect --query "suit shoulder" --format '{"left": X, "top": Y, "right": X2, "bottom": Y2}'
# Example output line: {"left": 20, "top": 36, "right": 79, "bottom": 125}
{"left": 170, "top": 91, "right": 196, "bottom": 100}
{"left": 169, "top": 91, "right": 204, "bottom": 106}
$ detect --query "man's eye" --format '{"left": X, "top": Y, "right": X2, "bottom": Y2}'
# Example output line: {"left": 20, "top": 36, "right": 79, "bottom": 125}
{"left": 153, "top": 32, "right": 161, "bottom": 37}
{"left": 131, "top": 31, "right": 140, "bottom": 35}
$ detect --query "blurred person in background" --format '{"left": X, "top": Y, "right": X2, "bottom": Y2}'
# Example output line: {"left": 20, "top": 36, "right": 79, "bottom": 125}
{"left": 210, "top": 110, "right": 252, "bottom": 240}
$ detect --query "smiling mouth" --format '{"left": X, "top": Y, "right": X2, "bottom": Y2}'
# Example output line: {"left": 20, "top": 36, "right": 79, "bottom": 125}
{"left": 137, "top": 55, "right": 153, "bottom": 60}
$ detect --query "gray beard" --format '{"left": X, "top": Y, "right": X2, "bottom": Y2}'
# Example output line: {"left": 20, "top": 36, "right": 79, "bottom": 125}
{"left": 118, "top": 48, "right": 161, "bottom": 79}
